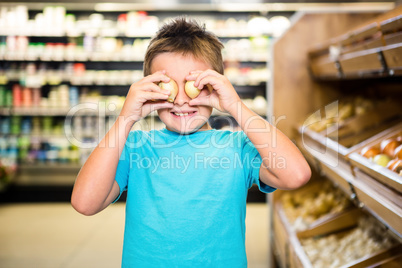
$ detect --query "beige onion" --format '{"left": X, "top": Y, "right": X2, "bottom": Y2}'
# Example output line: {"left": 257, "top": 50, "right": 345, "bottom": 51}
{"left": 185, "top": 81, "right": 213, "bottom": 99}
{"left": 158, "top": 78, "right": 178, "bottom": 103}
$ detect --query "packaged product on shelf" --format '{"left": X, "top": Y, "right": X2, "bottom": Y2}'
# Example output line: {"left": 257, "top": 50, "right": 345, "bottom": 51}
{"left": 10, "top": 116, "right": 21, "bottom": 135}
{"left": 2, "top": 136, "right": 18, "bottom": 166}
{"left": 252, "top": 94, "right": 267, "bottom": 115}
{"left": 20, "top": 117, "right": 31, "bottom": 134}
{"left": 247, "top": 16, "right": 271, "bottom": 36}
{"left": 31, "top": 88, "right": 40, "bottom": 107}
{"left": 12, "top": 84, "right": 22, "bottom": 107}
{"left": 69, "top": 86, "right": 79, "bottom": 107}
{"left": 31, "top": 117, "right": 40, "bottom": 135}
{"left": 42, "top": 116, "right": 52, "bottom": 134}
{"left": 0, "top": 117, "right": 10, "bottom": 134}
{"left": 0, "top": 38, "right": 5, "bottom": 59}
{"left": 46, "top": 144, "right": 59, "bottom": 163}
{"left": 53, "top": 43, "right": 64, "bottom": 61}
{"left": 0, "top": 85, "right": 12, "bottom": 108}
{"left": 17, "top": 135, "right": 30, "bottom": 161}
{"left": 0, "top": 85, "right": 5, "bottom": 107}
{"left": 21, "top": 87, "right": 32, "bottom": 107}
{"left": 58, "top": 84, "right": 70, "bottom": 108}
{"left": 58, "top": 144, "right": 70, "bottom": 163}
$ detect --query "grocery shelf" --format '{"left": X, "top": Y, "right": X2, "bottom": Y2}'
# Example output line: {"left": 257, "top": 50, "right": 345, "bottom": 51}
{"left": 349, "top": 150, "right": 402, "bottom": 193}
{"left": 308, "top": 9, "right": 402, "bottom": 80}
{"left": 271, "top": 7, "right": 402, "bottom": 267}
{"left": 1, "top": 79, "right": 267, "bottom": 88}
{"left": 0, "top": 34, "right": 154, "bottom": 38}
{"left": 353, "top": 168, "right": 402, "bottom": 239}
{"left": 18, "top": 163, "right": 81, "bottom": 171}
{"left": 0, "top": 56, "right": 268, "bottom": 64}
{"left": 0, "top": 33, "right": 273, "bottom": 39}
{"left": 297, "top": 138, "right": 355, "bottom": 199}
{"left": 15, "top": 163, "right": 81, "bottom": 186}
{"left": 0, "top": 107, "right": 121, "bottom": 116}
{"left": 0, "top": 4, "right": 273, "bottom": 203}
{"left": 297, "top": 133, "right": 402, "bottom": 240}
{"left": 0, "top": 107, "right": 266, "bottom": 118}
{"left": 272, "top": 180, "right": 402, "bottom": 267}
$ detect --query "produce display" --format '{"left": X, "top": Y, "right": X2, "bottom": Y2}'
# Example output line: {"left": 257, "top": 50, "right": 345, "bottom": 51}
{"left": 359, "top": 132, "right": 402, "bottom": 176}
{"left": 304, "top": 96, "right": 374, "bottom": 133}
{"left": 280, "top": 181, "right": 352, "bottom": 231}
{"left": 301, "top": 216, "right": 397, "bottom": 268}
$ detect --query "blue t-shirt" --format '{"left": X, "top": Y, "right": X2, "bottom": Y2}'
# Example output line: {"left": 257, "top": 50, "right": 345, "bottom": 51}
{"left": 114, "top": 128, "right": 275, "bottom": 267}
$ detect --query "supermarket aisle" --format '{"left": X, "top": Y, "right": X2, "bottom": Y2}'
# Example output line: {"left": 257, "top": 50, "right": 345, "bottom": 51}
{"left": 0, "top": 203, "right": 269, "bottom": 268}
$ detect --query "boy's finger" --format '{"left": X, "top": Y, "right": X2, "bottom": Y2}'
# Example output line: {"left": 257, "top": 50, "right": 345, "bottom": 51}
{"left": 194, "top": 70, "right": 219, "bottom": 88}
{"left": 189, "top": 70, "right": 203, "bottom": 75}
{"left": 189, "top": 95, "right": 212, "bottom": 107}
{"left": 142, "top": 71, "right": 170, "bottom": 84}
{"left": 197, "top": 76, "right": 219, "bottom": 91}
{"left": 185, "top": 74, "right": 199, "bottom": 81}
{"left": 141, "top": 83, "right": 171, "bottom": 94}
{"left": 186, "top": 70, "right": 203, "bottom": 82}
{"left": 144, "top": 91, "right": 170, "bottom": 101}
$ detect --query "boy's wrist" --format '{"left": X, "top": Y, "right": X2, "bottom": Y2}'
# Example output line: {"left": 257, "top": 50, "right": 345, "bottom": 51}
{"left": 227, "top": 100, "right": 245, "bottom": 119}
{"left": 117, "top": 111, "right": 138, "bottom": 131}
{"left": 118, "top": 109, "right": 139, "bottom": 124}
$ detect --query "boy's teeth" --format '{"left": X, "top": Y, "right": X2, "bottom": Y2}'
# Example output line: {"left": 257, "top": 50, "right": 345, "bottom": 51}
{"left": 175, "top": 112, "right": 189, "bottom": 116}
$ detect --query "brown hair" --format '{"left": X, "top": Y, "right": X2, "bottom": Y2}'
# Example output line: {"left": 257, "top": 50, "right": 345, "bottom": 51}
{"left": 144, "top": 17, "right": 224, "bottom": 76}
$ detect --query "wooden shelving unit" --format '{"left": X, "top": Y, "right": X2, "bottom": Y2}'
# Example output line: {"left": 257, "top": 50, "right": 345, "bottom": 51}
{"left": 269, "top": 5, "right": 402, "bottom": 268}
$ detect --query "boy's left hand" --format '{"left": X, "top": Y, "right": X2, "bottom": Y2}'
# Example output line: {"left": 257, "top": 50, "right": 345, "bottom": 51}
{"left": 186, "top": 70, "right": 241, "bottom": 115}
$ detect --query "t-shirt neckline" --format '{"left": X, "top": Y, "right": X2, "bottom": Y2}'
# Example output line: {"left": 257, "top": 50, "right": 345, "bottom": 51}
{"left": 161, "top": 127, "right": 216, "bottom": 137}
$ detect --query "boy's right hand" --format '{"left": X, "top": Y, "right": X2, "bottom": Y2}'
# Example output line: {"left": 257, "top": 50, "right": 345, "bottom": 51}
{"left": 119, "top": 70, "right": 174, "bottom": 123}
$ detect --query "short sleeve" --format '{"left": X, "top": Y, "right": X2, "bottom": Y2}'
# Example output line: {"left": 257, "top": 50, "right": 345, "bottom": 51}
{"left": 240, "top": 131, "right": 276, "bottom": 194}
{"left": 112, "top": 131, "right": 134, "bottom": 202}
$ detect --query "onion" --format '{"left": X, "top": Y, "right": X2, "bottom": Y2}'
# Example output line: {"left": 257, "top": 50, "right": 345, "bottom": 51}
{"left": 158, "top": 78, "right": 178, "bottom": 103}
{"left": 185, "top": 81, "right": 213, "bottom": 99}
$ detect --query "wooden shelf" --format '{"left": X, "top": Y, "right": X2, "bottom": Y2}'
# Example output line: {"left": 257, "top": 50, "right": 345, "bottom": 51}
{"left": 308, "top": 6, "right": 402, "bottom": 81}
{"left": 353, "top": 168, "right": 402, "bottom": 237}
{"left": 271, "top": 6, "right": 402, "bottom": 268}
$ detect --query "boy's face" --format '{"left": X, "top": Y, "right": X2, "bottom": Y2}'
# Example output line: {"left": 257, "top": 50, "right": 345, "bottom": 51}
{"left": 151, "top": 52, "right": 213, "bottom": 134}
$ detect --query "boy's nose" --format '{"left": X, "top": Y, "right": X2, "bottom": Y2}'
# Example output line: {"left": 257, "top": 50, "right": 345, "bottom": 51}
{"left": 173, "top": 85, "right": 191, "bottom": 106}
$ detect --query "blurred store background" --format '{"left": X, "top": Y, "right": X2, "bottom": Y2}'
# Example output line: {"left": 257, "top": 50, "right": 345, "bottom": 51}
{"left": 0, "top": 0, "right": 301, "bottom": 203}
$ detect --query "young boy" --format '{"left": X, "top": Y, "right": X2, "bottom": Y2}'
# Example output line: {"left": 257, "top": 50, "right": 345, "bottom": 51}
{"left": 71, "top": 17, "right": 311, "bottom": 267}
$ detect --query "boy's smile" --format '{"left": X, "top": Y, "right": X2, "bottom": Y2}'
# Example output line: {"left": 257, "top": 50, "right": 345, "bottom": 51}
{"left": 170, "top": 110, "right": 197, "bottom": 118}
{"left": 151, "top": 52, "right": 213, "bottom": 134}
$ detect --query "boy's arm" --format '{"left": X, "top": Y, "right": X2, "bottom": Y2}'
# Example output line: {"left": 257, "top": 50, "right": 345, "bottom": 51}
{"left": 228, "top": 102, "right": 311, "bottom": 190}
{"left": 188, "top": 70, "right": 311, "bottom": 190}
{"left": 71, "top": 118, "right": 133, "bottom": 216}
{"left": 71, "top": 71, "right": 173, "bottom": 216}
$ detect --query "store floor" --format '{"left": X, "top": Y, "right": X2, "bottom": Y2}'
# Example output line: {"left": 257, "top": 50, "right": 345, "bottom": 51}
{"left": 0, "top": 203, "right": 270, "bottom": 268}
